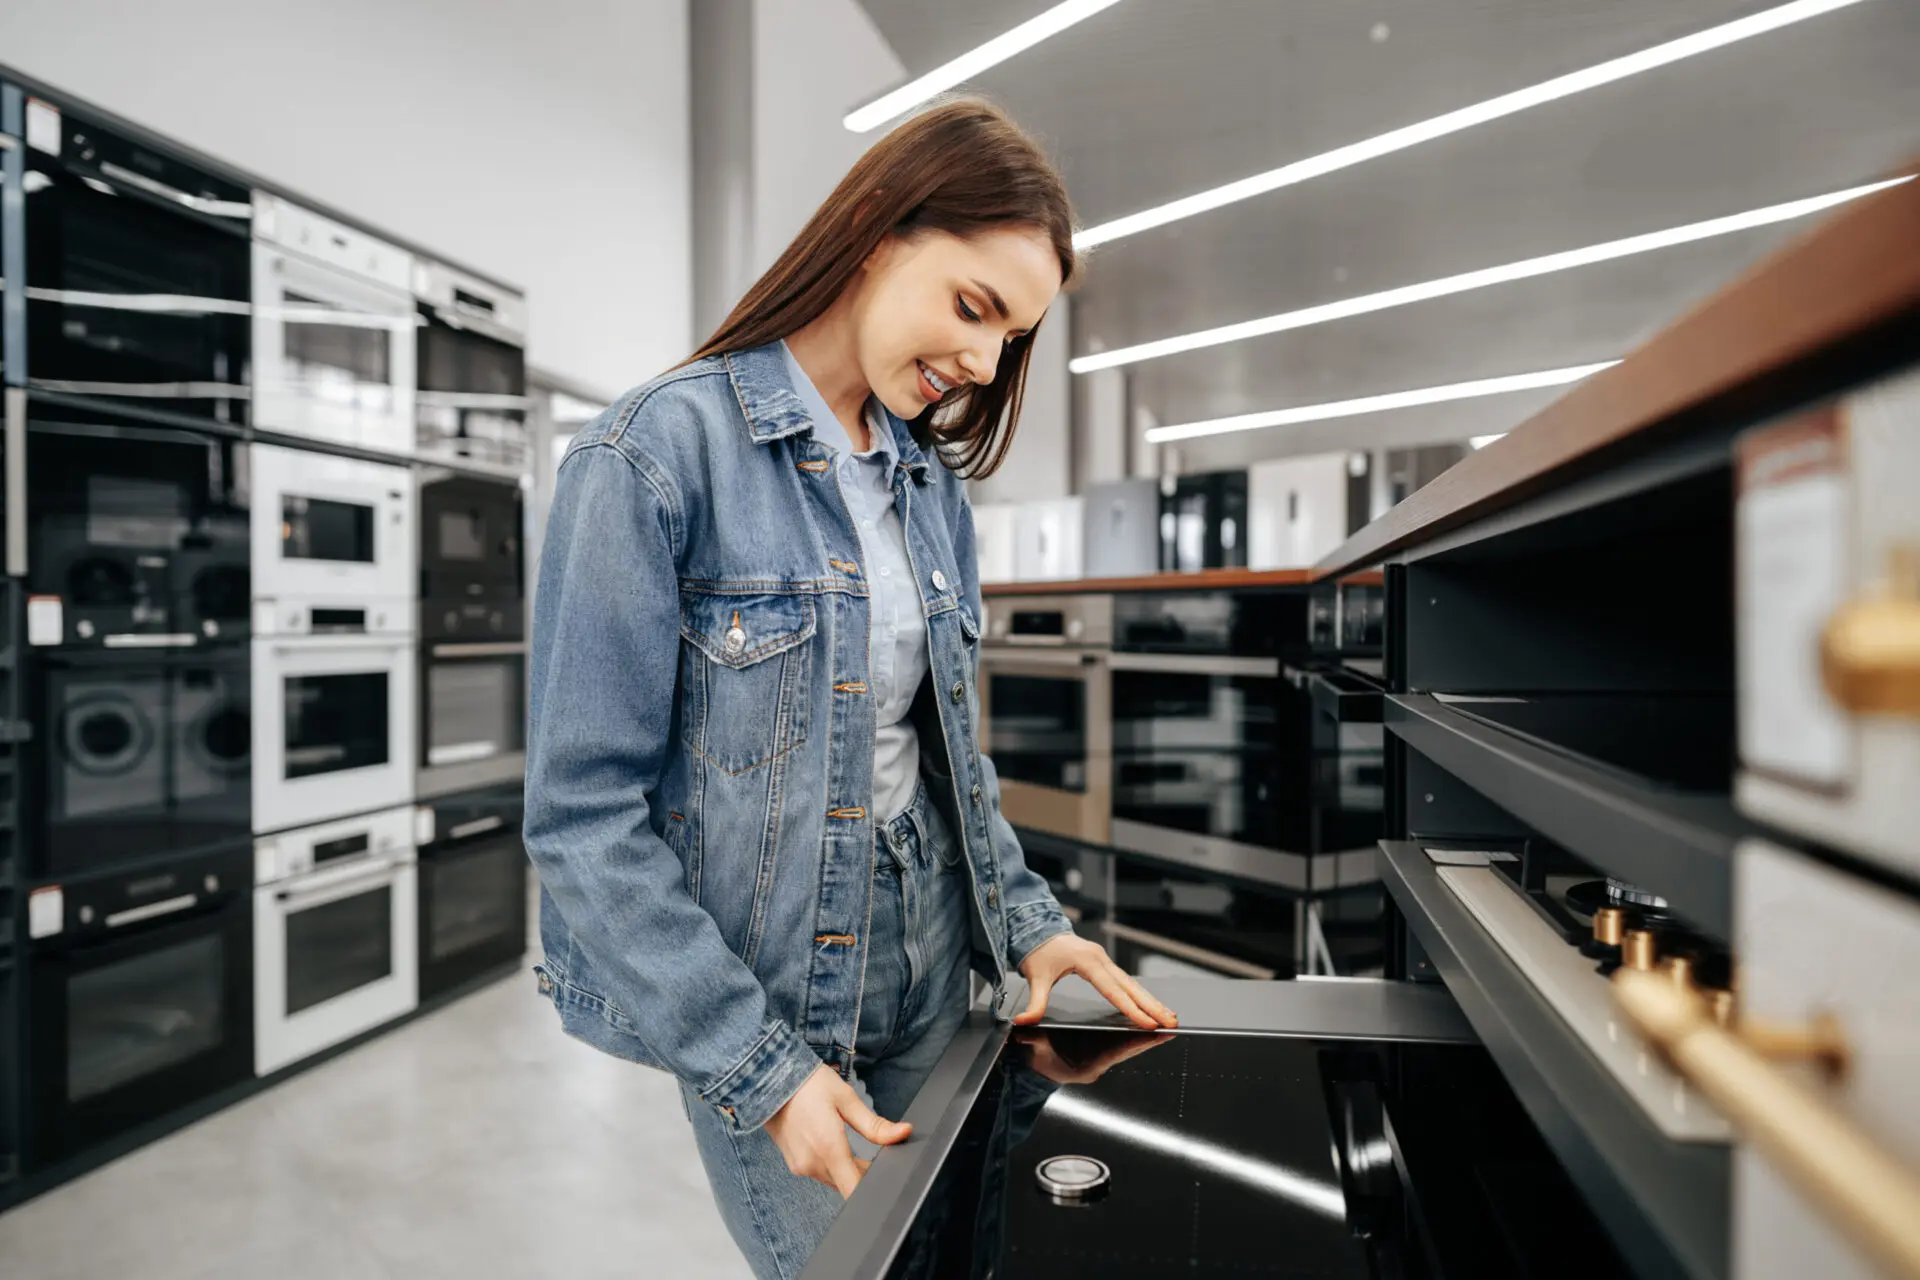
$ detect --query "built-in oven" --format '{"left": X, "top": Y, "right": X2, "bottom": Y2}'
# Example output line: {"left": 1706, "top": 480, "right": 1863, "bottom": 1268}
{"left": 253, "top": 804, "right": 417, "bottom": 1076}
{"left": 416, "top": 785, "right": 527, "bottom": 1001}
{"left": 978, "top": 594, "right": 1112, "bottom": 846}
{"left": 249, "top": 443, "right": 414, "bottom": 607}
{"left": 14, "top": 94, "right": 250, "bottom": 423}
{"left": 25, "top": 844, "right": 253, "bottom": 1169}
{"left": 252, "top": 615, "right": 415, "bottom": 836}
{"left": 414, "top": 259, "right": 528, "bottom": 470}
{"left": 251, "top": 192, "right": 415, "bottom": 454}
{"left": 31, "top": 644, "right": 250, "bottom": 878}
{"left": 417, "top": 640, "right": 525, "bottom": 800}
{"left": 25, "top": 410, "right": 249, "bottom": 647}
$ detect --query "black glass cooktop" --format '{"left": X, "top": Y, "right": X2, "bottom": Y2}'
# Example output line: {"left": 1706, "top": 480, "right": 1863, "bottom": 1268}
{"left": 884, "top": 1028, "right": 1625, "bottom": 1280}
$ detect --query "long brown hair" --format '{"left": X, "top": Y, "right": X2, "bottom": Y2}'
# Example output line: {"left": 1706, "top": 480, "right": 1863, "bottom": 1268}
{"left": 688, "top": 98, "right": 1078, "bottom": 479}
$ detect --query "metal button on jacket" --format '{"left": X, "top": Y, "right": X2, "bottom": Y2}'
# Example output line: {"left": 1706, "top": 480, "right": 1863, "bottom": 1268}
{"left": 950, "top": 680, "right": 965, "bottom": 702}
{"left": 725, "top": 626, "right": 747, "bottom": 654}
{"left": 987, "top": 885, "right": 999, "bottom": 907}
{"left": 931, "top": 569, "right": 948, "bottom": 591}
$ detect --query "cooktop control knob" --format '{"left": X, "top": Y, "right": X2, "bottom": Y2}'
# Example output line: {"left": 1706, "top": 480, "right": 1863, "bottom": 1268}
{"left": 1661, "top": 954, "right": 1695, "bottom": 989}
{"left": 1623, "top": 929, "right": 1658, "bottom": 972}
{"left": 1036, "top": 1155, "right": 1110, "bottom": 1204}
{"left": 1592, "top": 907, "right": 1626, "bottom": 947}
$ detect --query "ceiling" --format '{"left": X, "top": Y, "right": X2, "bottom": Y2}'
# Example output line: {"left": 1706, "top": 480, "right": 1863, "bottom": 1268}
{"left": 854, "top": 0, "right": 1920, "bottom": 470}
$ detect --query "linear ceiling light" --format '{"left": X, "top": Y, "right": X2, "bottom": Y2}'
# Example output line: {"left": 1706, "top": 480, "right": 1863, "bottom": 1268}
{"left": 1146, "top": 362, "right": 1620, "bottom": 445}
{"left": 1075, "top": 0, "right": 1872, "bottom": 248}
{"left": 1073, "top": 175, "right": 1910, "bottom": 374}
{"left": 843, "top": 0, "right": 1125, "bottom": 133}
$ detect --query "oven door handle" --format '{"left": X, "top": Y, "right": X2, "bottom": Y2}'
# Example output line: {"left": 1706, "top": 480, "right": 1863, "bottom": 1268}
{"left": 980, "top": 649, "right": 1106, "bottom": 670}
{"left": 273, "top": 859, "right": 408, "bottom": 910}
{"left": 270, "top": 641, "right": 414, "bottom": 658}
{"left": 430, "top": 642, "right": 528, "bottom": 658}
{"left": 1108, "top": 653, "right": 1279, "bottom": 677}
{"left": 94, "top": 161, "right": 253, "bottom": 220}
{"left": 103, "top": 892, "right": 202, "bottom": 931}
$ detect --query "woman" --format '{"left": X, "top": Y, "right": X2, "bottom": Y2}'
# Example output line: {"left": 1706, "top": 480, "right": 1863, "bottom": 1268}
{"left": 524, "top": 98, "right": 1175, "bottom": 1279}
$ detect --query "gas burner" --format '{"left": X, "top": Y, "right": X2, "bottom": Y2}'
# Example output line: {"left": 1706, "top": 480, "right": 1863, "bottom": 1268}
{"left": 1564, "top": 878, "right": 1669, "bottom": 918}
{"left": 1035, "top": 1154, "right": 1111, "bottom": 1205}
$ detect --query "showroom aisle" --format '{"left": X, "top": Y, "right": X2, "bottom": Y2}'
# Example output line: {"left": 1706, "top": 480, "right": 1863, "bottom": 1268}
{"left": 0, "top": 962, "right": 747, "bottom": 1280}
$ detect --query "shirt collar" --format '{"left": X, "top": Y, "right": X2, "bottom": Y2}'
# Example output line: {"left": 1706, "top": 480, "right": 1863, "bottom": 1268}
{"left": 725, "top": 341, "right": 930, "bottom": 482}
{"left": 780, "top": 340, "right": 900, "bottom": 471}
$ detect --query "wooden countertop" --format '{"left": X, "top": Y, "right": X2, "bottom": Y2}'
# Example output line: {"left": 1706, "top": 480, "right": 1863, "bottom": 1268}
{"left": 982, "top": 567, "right": 1382, "bottom": 597}
{"left": 1314, "top": 164, "right": 1920, "bottom": 578}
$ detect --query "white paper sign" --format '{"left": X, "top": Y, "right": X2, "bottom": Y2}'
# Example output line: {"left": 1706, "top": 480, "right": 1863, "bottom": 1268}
{"left": 26, "top": 595, "right": 63, "bottom": 646}
{"left": 29, "top": 886, "right": 64, "bottom": 939}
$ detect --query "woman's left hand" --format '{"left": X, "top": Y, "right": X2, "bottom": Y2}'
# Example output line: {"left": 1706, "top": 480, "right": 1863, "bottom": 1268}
{"left": 1013, "top": 933, "right": 1178, "bottom": 1031}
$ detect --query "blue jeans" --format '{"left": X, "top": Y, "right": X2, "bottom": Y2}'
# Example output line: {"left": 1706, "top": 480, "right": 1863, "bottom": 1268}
{"left": 680, "top": 780, "right": 974, "bottom": 1280}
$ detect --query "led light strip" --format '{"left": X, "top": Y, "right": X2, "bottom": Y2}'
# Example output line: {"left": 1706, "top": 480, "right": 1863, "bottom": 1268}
{"left": 1072, "top": 176, "right": 1910, "bottom": 373}
{"left": 844, "top": 0, "right": 1126, "bottom": 133}
{"left": 1076, "top": 0, "right": 1873, "bottom": 248}
{"left": 1146, "top": 362, "right": 1620, "bottom": 444}
{"left": 1045, "top": 1089, "right": 1349, "bottom": 1219}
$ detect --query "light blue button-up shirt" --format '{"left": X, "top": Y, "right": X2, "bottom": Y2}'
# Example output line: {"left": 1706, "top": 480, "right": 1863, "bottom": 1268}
{"left": 781, "top": 342, "right": 929, "bottom": 823}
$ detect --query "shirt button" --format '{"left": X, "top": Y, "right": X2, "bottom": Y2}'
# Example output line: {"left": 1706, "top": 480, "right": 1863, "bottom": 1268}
{"left": 931, "top": 570, "right": 949, "bottom": 591}
{"left": 950, "top": 680, "right": 965, "bottom": 702}
{"left": 880, "top": 567, "right": 892, "bottom": 577}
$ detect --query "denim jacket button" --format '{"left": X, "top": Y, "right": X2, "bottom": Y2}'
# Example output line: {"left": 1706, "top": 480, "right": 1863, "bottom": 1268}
{"left": 950, "top": 680, "right": 965, "bottom": 702}
{"left": 970, "top": 783, "right": 982, "bottom": 805}
{"left": 724, "top": 626, "right": 747, "bottom": 654}
{"left": 986, "top": 885, "right": 999, "bottom": 907}
{"left": 931, "top": 569, "right": 948, "bottom": 592}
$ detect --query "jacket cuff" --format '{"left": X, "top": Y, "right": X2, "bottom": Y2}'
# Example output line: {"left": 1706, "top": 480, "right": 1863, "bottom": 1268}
{"left": 1006, "top": 901, "right": 1075, "bottom": 972}
{"left": 695, "top": 1020, "right": 823, "bottom": 1132}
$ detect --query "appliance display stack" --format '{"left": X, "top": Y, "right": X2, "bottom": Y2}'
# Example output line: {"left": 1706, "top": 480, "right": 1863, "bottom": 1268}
{"left": 0, "top": 73, "right": 531, "bottom": 1195}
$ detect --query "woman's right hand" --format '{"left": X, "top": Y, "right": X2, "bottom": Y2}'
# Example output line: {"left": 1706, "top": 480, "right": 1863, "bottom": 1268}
{"left": 765, "top": 1065, "right": 912, "bottom": 1198}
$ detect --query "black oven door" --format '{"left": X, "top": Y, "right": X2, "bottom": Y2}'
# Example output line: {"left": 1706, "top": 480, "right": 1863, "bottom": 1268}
{"left": 27, "top": 414, "right": 249, "bottom": 646}
{"left": 416, "top": 318, "right": 528, "bottom": 469}
{"left": 418, "top": 785, "right": 527, "bottom": 1000}
{"left": 419, "top": 642, "right": 527, "bottom": 797}
{"left": 26, "top": 846, "right": 253, "bottom": 1170}
{"left": 23, "top": 108, "right": 251, "bottom": 424}
{"left": 33, "top": 645, "right": 251, "bottom": 878}
{"left": 417, "top": 472, "right": 523, "bottom": 629}
{"left": 0, "top": 957, "right": 17, "bottom": 1186}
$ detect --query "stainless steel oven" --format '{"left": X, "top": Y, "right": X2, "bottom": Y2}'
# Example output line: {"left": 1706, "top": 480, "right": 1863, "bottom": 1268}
{"left": 416, "top": 785, "right": 526, "bottom": 1001}
{"left": 26, "top": 410, "right": 249, "bottom": 647}
{"left": 977, "top": 594, "right": 1112, "bottom": 846}
{"left": 253, "top": 805, "right": 417, "bottom": 1075}
{"left": 251, "top": 193, "right": 415, "bottom": 454}
{"left": 32, "top": 644, "right": 250, "bottom": 878}
{"left": 417, "top": 640, "right": 524, "bottom": 799}
{"left": 414, "top": 259, "right": 528, "bottom": 470}
{"left": 15, "top": 94, "right": 251, "bottom": 423}
{"left": 25, "top": 844, "right": 253, "bottom": 1169}
{"left": 249, "top": 443, "right": 414, "bottom": 609}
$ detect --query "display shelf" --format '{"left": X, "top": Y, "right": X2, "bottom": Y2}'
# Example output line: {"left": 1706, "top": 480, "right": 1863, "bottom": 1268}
{"left": 1379, "top": 840, "right": 1728, "bottom": 1280}
{"left": 1388, "top": 693, "right": 1743, "bottom": 941}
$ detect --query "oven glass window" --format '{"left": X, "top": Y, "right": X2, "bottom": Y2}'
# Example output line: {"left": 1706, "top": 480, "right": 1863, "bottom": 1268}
{"left": 285, "top": 887, "right": 393, "bottom": 1016}
{"left": 1112, "top": 673, "right": 1281, "bottom": 844}
{"left": 282, "top": 290, "right": 393, "bottom": 396}
{"left": 429, "top": 843, "right": 522, "bottom": 962}
{"left": 987, "top": 675, "right": 1087, "bottom": 792}
{"left": 438, "top": 510, "right": 486, "bottom": 562}
{"left": 284, "top": 673, "right": 389, "bottom": 778}
{"left": 87, "top": 475, "right": 190, "bottom": 549}
{"left": 282, "top": 496, "right": 375, "bottom": 564}
{"left": 427, "top": 661, "right": 521, "bottom": 766}
{"left": 68, "top": 935, "right": 224, "bottom": 1103}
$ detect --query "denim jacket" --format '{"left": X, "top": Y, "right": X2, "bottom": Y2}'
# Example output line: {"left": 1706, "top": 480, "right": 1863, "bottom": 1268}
{"left": 524, "top": 342, "right": 1074, "bottom": 1132}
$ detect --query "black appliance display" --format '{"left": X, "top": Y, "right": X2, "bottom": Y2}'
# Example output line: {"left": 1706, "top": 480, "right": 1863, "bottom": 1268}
{"left": 1157, "top": 470, "right": 1248, "bottom": 573}
{"left": 26, "top": 413, "right": 249, "bottom": 646}
{"left": 414, "top": 260, "right": 529, "bottom": 469}
{"left": 25, "top": 844, "right": 253, "bottom": 1170}
{"left": 882, "top": 1030, "right": 1626, "bottom": 1279}
{"left": 417, "top": 784, "right": 528, "bottom": 1000}
{"left": 15, "top": 96, "right": 251, "bottom": 423}
{"left": 32, "top": 645, "right": 250, "bottom": 877}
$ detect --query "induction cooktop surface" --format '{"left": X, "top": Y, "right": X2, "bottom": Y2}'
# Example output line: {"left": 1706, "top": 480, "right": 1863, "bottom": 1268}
{"left": 883, "top": 1028, "right": 1625, "bottom": 1279}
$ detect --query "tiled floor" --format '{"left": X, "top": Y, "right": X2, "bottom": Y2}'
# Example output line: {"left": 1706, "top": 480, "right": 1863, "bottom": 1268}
{"left": 0, "top": 964, "right": 749, "bottom": 1280}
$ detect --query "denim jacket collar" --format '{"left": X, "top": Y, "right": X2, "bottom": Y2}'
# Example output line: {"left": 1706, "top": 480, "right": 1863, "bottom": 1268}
{"left": 725, "top": 342, "right": 932, "bottom": 483}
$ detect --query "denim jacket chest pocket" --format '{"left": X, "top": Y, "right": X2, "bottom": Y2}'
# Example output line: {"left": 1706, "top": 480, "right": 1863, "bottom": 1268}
{"left": 680, "top": 590, "right": 814, "bottom": 774}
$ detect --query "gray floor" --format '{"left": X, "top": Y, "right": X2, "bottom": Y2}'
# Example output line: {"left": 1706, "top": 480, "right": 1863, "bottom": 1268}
{"left": 0, "top": 963, "right": 750, "bottom": 1280}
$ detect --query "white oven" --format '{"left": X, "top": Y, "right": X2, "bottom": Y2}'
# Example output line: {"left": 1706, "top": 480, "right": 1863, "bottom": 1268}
{"left": 254, "top": 805, "right": 418, "bottom": 1075}
{"left": 251, "top": 193, "right": 416, "bottom": 454}
{"left": 1735, "top": 365, "right": 1920, "bottom": 880}
{"left": 250, "top": 443, "right": 414, "bottom": 607}
{"left": 253, "top": 619, "right": 416, "bottom": 835}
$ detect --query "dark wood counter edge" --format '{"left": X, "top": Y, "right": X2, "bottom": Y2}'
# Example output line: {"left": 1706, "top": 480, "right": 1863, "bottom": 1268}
{"left": 1379, "top": 841, "right": 1729, "bottom": 1280}
{"left": 805, "top": 975, "right": 1477, "bottom": 1280}
{"left": 983, "top": 567, "right": 1382, "bottom": 597}
{"left": 1315, "top": 168, "right": 1920, "bottom": 579}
